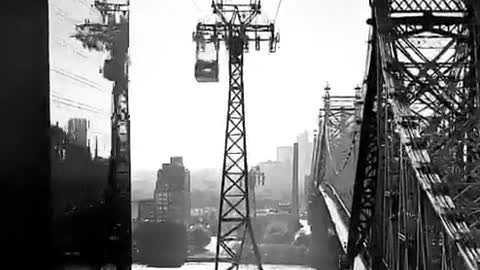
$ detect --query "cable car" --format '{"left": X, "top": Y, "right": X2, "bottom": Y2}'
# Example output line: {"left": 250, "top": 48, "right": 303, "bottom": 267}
{"left": 103, "top": 58, "right": 123, "bottom": 82}
{"left": 194, "top": 32, "right": 219, "bottom": 83}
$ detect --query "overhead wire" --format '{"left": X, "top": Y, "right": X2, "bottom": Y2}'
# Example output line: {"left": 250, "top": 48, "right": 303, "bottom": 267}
{"left": 274, "top": 0, "right": 283, "bottom": 22}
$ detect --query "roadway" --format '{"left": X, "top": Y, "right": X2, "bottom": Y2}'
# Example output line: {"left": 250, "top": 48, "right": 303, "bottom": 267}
{"left": 318, "top": 183, "right": 368, "bottom": 270}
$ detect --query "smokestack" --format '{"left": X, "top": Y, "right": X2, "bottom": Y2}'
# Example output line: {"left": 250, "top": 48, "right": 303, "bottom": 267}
{"left": 94, "top": 136, "right": 98, "bottom": 159}
{"left": 292, "top": 142, "right": 299, "bottom": 221}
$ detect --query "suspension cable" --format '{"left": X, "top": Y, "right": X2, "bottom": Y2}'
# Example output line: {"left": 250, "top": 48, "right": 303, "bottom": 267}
{"left": 337, "top": 128, "right": 359, "bottom": 175}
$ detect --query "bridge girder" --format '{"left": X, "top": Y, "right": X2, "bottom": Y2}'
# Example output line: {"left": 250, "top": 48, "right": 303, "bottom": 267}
{"left": 340, "top": 1, "right": 480, "bottom": 270}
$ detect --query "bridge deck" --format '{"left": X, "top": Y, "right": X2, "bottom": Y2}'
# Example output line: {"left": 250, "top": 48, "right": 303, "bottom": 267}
{"left": 318, "top": 184, "right": 368, "bottom": 270}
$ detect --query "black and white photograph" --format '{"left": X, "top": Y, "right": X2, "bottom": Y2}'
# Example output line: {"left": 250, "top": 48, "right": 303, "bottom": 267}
{"left": 3, "top": 1, "right": 480, "bottom": 270}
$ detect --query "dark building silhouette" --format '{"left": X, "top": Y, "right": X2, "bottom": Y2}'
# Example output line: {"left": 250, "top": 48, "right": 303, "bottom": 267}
{"left": 154, "top": 157, "right": 191, "bottom": 226}
{"left": 67, "top": 118, "right": 89, "bottom": 147}
{"left": 50, "top": 125, "right": 110, "bottom": 265}
{"left": 133, "top": 157, "right": 191, "bottom": 267}
{"left": 137, "top": 199, "right": 156, "bottom": 222}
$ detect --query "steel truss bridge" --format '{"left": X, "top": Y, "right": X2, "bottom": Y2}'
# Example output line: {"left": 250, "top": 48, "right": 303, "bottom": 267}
{"left": 309, "top": 1, "right": 480, "bottom": 270}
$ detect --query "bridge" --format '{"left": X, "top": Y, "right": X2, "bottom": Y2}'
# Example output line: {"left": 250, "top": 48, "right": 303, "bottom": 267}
{"left": 5, "top": 0, "right": 480, "bottom": 270}
{"left": 308, "top": 1, "right": 480, "bottom": 270}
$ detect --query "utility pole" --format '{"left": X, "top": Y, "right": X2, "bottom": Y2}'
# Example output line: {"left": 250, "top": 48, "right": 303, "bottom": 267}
{"left": 193, "top": 1, "right": 279, "bottom": 269}
{"left": 76, "top": 1, "right": 130, "bottom": 268}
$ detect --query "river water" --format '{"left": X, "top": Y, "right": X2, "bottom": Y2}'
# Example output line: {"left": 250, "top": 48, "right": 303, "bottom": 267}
{"left": 133, "top": 219, "right": 316, "bottom": 270}
{"left": 133, "top": 264, "right": 315, "bottom": 270}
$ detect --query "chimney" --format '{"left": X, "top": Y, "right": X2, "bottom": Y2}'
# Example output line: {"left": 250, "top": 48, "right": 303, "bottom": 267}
{"left": 94, "top": 136, "right": 98, "bottom": 159}
{"left": 292, "top": 142, "right": 299, "bottom": 221}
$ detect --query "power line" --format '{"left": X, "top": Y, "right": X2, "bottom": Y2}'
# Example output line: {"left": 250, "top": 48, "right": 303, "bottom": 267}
{"left": 274, "top": 0, "right": 283, "bottom": 22}
{"left": 51, "top": 93, "right": 108, "bottom": 116}
{"left": 51, "top": 67, "right": 106, "bottom": 92}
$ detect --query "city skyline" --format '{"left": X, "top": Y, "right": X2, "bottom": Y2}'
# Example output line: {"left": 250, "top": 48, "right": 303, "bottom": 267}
{"left": 133, "top": 130, "right": 311, "bottom": 174}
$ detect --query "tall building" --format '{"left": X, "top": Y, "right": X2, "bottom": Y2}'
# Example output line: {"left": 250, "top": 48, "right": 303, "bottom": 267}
{"left": 296, "top": 131, "right": 313, "bottom": 208}
{"left": 137, "top": 199, "right": 156, "bottom": 222}
{"left": 67, "top": 118, "right": 89, "bottom": 147}
{"left": 154, "top": 157, "right": 191, "bottom": 226}
{"left": 297, "top": 131, "right": 313, "bottom": 177}
{"left": 257, "top": 160, "right": 292, "bottom": 201}
{"left": 276, "top": 146, "right": 293, "bottom": 163}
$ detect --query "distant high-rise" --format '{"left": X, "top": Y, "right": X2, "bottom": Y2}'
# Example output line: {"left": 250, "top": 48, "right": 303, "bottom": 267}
{"left": 67, "top": 118, "right": 89, "bottom": 147}
{"left": 296, "top": 131, "right": 313, "bottom": 209}
{"left": 276, "top": 146, "right": 293, "bottom": 163}
{"left": 171, "top": 156, "right": 184, "bottom": 167}
{"left": 137, "top": 199, "right": 156, "bottom": 222}
{"left": 297, "top": 131, "right": 313, "bottom": 177}
{"left": 154, "top": 157, "right": 191, "bottom": 226}
{"left": 257, "top": 160, "right": 292, "bottom": 202}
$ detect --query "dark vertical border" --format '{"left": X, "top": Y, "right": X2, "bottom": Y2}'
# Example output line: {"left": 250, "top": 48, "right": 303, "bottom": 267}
{"left": 2, "top": 0, "right": 52, "bottom": 268}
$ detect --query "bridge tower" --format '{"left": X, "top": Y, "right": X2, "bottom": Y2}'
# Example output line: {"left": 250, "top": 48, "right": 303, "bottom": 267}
{"left": 308, "top": 85, "right": 361, "bottom": 268}
{"left": 193, "top": 1, "right": 279, "bottom": 269}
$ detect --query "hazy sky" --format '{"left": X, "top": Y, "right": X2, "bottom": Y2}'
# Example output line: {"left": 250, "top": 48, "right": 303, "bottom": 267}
{"left": 129, "top": 0, "right": 370, "bottom": 171}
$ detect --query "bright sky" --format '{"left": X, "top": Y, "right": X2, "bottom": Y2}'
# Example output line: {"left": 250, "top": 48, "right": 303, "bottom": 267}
{"left": 129, "top": 0, "right": 370, "bottom": 171}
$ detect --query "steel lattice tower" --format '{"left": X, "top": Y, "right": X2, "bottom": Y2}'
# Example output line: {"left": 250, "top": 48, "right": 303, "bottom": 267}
{"left": 193, "top": 1, "right": 279, "bottom": 269}
{"left": 220, "top": 36, "right": 261, "bottom": 268}
{"left": 318, "top": 86, "right": 361, "bottom": 180}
